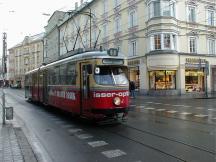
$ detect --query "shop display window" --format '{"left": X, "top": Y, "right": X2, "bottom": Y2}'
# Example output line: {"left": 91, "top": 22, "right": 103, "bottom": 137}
{"left": 185, "top": 69, "right": 204, "bottom": 92}
{"left": 129, "top": 67, "right": 140, "bottom": 90}
{"left": 149, "top": 70, "right": 176, "bottom": 90}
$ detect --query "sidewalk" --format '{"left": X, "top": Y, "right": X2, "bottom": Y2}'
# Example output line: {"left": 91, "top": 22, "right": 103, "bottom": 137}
{"left": 0, "top": 121, "right": 38, "bottom": 162}
{"left": 134, "top": 93, "right": 216, "bottom": 100}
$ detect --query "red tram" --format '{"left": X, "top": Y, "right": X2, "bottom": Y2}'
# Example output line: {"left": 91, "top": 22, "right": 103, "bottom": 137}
{"left": 25, "top": 49, "right": 129, "bottom": 120}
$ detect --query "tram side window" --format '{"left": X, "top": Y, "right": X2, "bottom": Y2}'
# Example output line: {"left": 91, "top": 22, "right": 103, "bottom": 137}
{"left": 60, "top": 64, "right": 66, "bottom": 85}
{"left": 53, "top": 66, "right": 60, "bottom": 85}
{"left": 32, "top": 73, "right": 38, "bottom": 86}
{"left": 48, "top": 68, "right": 54, "bottom": 85}
{"left": 66, "top": 63, "right": 76, "bottom": 85}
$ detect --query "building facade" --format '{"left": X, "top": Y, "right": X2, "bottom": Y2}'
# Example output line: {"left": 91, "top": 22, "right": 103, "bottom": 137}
{"left": 45, "top": 0, "right": 216, "bottom": 95}
{"left": 8, "top": 33, "right": 44, "bottom": 87}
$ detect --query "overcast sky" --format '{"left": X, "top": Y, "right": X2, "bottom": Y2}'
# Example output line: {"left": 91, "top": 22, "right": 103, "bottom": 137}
{"left": 0, "top": 0, "right": 81, "bottom": 49}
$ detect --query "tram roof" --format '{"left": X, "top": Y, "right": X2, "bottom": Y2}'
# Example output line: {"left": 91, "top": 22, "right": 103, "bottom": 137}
{"left": 25, "top": 50, "right": 126, "bottom": 75}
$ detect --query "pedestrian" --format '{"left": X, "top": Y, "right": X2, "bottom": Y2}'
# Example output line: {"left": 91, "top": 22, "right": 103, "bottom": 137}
{"left": 129, "top": 80, "right": 136, "bottom": 98}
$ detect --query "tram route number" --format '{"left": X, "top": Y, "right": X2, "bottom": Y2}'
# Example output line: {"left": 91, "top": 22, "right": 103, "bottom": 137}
{"left": 49, "top": 90, "right": 76, "bottom": 100}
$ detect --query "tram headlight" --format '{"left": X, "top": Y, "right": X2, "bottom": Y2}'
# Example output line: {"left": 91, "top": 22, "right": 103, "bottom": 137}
{"left": 113, "top": 97, "right": 121, "bottom": 106}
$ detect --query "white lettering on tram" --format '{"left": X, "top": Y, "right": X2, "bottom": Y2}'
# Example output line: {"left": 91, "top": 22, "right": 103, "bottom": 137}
{"left": 49, "top": 90, "right": 76, "bottom": 100}
{"left": 93, "top": 91, "right": 129, "bottom": 98}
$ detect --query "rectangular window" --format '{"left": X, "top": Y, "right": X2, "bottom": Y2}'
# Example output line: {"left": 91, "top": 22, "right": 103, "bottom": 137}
{"left": 162, "top": 0, "right": 171, "bottom": 16}
{"left": 188, "top": 6, "right": 196, "bottom": 22}
{"left": 154, "top": 35, "right": 161, "bottom": 50}
{"left": 208, "top": 10, "right": 214, "bottom": 26}
{"left": 129, "top": 40, "right": 137, "bottom": 56}
{"left": 185, "top": 69, "right": 204, "bottom": 92}
{"left": 66, "top": 63, "right": 76, "bottom": 85}
{"left": 164, "top": 34, "right": 171, "bottom": 49}
{"left": 129, "top": 10, "right": 136, "bottom": 27}
{"left": 115, "top": 17, "right": 121, "bottom": 33}
{"left": 189, "top": 37, "right": 197, "bottom": 53}
{"left": 153, "top": 1, "right": 160, "bottom": 17}
{"left": 53, "top": 66, "right": 60, "bottom": 85}
{"left": 172, "top": 35, "right": 177, "bottom": 50}
{"left": 60, "top": 64, "right": 67, "bottom": 85}
{"left": 208, "top": 39, "right": 215, "bottom": 55}
{"left": 149, "top": 71, "right": 176, "bottom": 90}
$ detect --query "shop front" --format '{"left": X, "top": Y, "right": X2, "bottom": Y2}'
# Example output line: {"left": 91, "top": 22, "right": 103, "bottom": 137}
{"left": 185, "top": 69, "right": 204, "bottom": 93}
{"left": 185, "top": 58, "right": 206, "bottom": 93}
{"left": 149, "top": 70, "right": 176, "bottom": 90}
{"left": 128, "top": 59, "right": 140, "bottom": 90}
{"left": 212, "top": 67, "right": 216, "bottom": 93}
{"left": 147, "top": 54, "right": 179, "bottom": 95}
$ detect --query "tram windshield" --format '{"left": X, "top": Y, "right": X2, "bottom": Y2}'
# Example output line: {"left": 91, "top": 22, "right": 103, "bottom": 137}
{"left": 94, "top": 66, "right": 128, "bottom": 85}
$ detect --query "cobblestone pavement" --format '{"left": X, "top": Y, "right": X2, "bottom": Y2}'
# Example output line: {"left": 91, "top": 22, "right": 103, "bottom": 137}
{"left": 0, "top": 122, "right": 38, "bottom": 162}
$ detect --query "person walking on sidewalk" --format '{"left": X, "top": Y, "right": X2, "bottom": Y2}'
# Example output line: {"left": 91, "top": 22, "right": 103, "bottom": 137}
{"left": 129, "top": 80, "right": 136, "bottom": 98}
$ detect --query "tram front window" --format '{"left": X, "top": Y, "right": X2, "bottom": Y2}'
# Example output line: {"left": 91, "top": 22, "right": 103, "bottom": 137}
{"left": 94, "top": 66, "right": 128, "bottom": 85}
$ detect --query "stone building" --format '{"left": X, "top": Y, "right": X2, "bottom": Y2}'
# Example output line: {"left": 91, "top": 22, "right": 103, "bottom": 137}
{"left": 44, "top": 0, "right": 216, "bottom": 95}
{"left": 8, "top": 33, "right": 44, "bottom": 87}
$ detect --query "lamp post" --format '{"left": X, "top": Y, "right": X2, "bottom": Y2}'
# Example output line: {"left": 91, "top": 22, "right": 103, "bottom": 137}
{"left": 2, "top": 32, "right": 7, "bottom": 125}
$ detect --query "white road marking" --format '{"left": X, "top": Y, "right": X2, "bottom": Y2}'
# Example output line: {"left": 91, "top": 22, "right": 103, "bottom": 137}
{"left": 173, "top": 105, "right": 184, "bottom": 107}
{"left": 167, "top": 110, "right": 178, "bottom": 114}
{"left": 154, "top": 102, "right": 162, "bottom": 105}
{"left": 156, "top": 109, "right": 166, "bottom": 111}
{"left": 211, "top": 117, "right": 216, "bottom": 120}
{"left": 194, "top": 114, "right": 208, "bottom": 118}
{"left": 130, "top": 105, "right": 136, "bottom": 107}
{"left": 208, "top": 109, "right": 216, "bottom": 111}
{"left": 88, "top": 141, "right": 108, "bottom": 147}
{"left": 76, "top": 134, "right": 93, "bottom": 139}
{"left": 146, "top": 102, "right": 153, "bottom": 103}
{"left": 143, "top": 107, "right": 155, "bottom": 110}
{"left": 68, "top": 128, "right": 82, "bottom": 134}
{"left": 180, "top": 112, "right": 192, "bottom": 115}
{"left": 164, "top": 104, "right": 171, "bottom": 106}
{"left": 183, "top": 105, "right": 192, "bottom": 108}
{"left": 137, "top": 105, "right": 145, "bottom": 108}
{"left": 102, "top": 149, "right": 126, "bottom": 158}
{"left": 196, "top": 107, "right": 204, "bottom": 109}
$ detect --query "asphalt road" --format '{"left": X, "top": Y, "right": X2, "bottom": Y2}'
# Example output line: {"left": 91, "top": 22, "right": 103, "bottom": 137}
{"left": 3, "top": 88, "right": 216, "bottom": 162}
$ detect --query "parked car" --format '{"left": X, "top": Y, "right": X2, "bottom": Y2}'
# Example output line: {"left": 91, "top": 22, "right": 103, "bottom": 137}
{"left": 11, "top": 83, "right": 21, "bottom": 89}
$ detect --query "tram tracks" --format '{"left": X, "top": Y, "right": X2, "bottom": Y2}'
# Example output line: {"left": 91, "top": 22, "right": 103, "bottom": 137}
{"left": 5, "top": 89, "right": 216, "bottom": 161}
{"left": 122, "top": 123, "right": 216, "bottom": 154}
{"left": 100, "top": 122, "right": 215, "bottom": 162}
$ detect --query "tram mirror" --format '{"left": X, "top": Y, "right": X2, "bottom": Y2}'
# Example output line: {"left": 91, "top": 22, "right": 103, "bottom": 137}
{"left": 95, "top": 67, "right": 100, "bottom": 74}
{"left": 87, "top": 64, "right": 92, "bottom": 74}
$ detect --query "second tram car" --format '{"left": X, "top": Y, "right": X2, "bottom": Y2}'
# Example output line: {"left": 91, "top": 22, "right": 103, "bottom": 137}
{"left": 25, "top": 49, "right": 129, "bottom": 120}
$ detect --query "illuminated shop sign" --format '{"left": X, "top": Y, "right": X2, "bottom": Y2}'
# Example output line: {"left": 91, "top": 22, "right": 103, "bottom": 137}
{"left": 128, "top": 60, "right": 140, "bottom": 66}
{"left": 185, "top": 58, "right": 206, "bottom": 67}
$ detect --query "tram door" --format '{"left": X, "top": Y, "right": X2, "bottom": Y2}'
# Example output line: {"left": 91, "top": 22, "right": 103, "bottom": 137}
{"left": 80, "top": 63, "right": 92, "bottom": 115}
